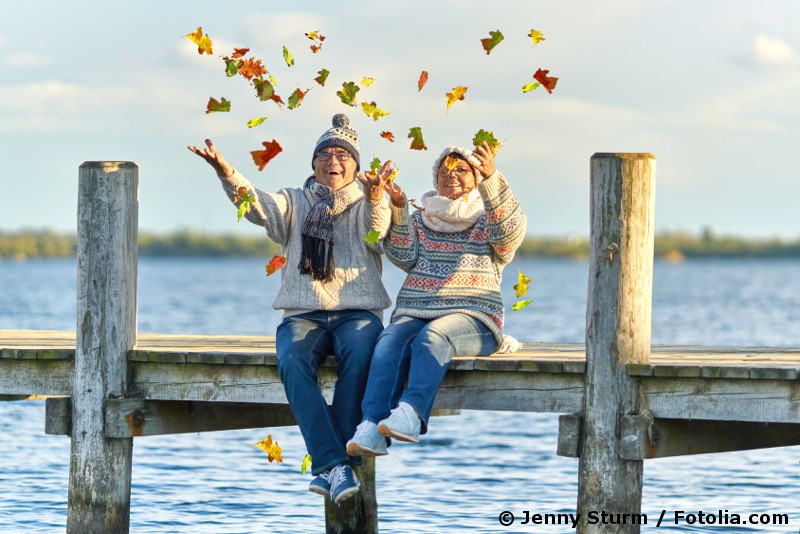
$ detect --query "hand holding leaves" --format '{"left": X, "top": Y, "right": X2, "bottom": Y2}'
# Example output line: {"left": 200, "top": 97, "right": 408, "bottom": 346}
{"left": 356, "top": 160, "right": 396, "bottom": 203}
{"left": 187, "top": 139, "right": 234, "bottom": 178}
{"left": 471, "top": 141, "right": 497, "bottom": 178}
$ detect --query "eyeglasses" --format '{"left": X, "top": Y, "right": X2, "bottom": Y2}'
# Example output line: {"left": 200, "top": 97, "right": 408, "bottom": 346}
{"left": 438, "top": 165, "right": 472, "bottom": 177}
{"left": 316, "top": 151, "right": 352, "bottom": 163}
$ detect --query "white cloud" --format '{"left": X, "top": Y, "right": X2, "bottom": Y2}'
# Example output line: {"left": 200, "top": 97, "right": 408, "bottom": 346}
{"left": 5, "top": 53, "right": 53, "bottom": 67}
{"left": 753, "top": 34, "right": 796, "bottom": 67}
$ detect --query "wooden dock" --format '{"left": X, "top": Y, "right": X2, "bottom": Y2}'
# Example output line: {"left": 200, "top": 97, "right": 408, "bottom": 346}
{"left": 2, "top": 156, "right": 799, "bottom": 533}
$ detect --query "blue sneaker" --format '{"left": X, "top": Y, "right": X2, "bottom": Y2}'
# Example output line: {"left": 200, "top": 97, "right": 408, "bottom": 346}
{"left": 308, "top": 469, "right": 332, "bottom": 497}
{"left": 377, "top": 402, "right": 421, "bottom": 443}
{"left": 329, "top": 464, "right": 360, "bottom": 505}
{"left": 346, "top": 421, "right": 388, "bottom": 457}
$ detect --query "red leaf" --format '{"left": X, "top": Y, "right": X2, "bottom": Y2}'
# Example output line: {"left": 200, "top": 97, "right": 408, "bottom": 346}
{"left": 380, "top": 131, "right": 395, "bottom": 142}
{"left": 250, "top": 140, "right": 283, "bottom": 171}
{"left": 266, "top": 255, "right": 287, "bottom": 276}
{"left": 418, "top": 70, "right": 429, "bottom": 91}
{"left": 533, "top": 68, "right": 558, "bottom": 94}
{"left": 231, "top": 47, "right": 250, "bottom": 59}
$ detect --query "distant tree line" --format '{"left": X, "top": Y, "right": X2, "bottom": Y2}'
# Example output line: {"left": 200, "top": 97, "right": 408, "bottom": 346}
{"left": 2, "top": 228, "right": 800, "bottom": 260}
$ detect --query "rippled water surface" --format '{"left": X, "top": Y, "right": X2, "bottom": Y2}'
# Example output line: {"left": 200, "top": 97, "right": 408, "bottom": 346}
{"left": 1, "top": 258, "right": 799, "bottom": 533}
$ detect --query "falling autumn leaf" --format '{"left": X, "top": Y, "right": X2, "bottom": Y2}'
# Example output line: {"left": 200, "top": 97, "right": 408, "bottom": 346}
{"left": 533, "top": 68, "right": 558, "bottom": 94}
{"left": 380, "top": 131, "right": 395, "bottom": 142}
{"left": 480, "top": 30, "right": 504, "bottom": 55}
{"left": 512, "top": 299, "right": 532, "bottom": 311}
{"left": 310, "top": 44, "right": 323, "bottom": 53}
{"left": 237, "top": 57, "right": 267, "bottom": 80}
{"left": 361, "top": 77, "right": 374, "bottom": 87}
{"left": 254, "top": 435, "right": 283, "bottom": 463}
{"left": 288, "top": 88, "right": 310, "bottom": 110}
{"left": 370, "top": 157, "right": 382, "bottom": 173}
{"left": 443, "top": 155, "right": 461, "bottom": 173}
{"left": 233, "top": 186, "right": 255, "bottom": 221}
{"left": 513, "top": 269, "right": 532, "bottom": 298}
{"left": 472, "top": 129, "right": 501, "bottom": 155}
{"left": 253, "top": 78, "right": 283, "bottom": 106}
{"left": 184, "top": 27, "right": 213, "bottom": 55}
{"left": 247, "top": 116, "right": 268, "bottom": 128}
{"left": 445, "top": 86, "right": 468, "bottom": 112}
{"left": 387, "top": 167, "right": 400, "bottom": 182}
{"left": 206, "top": 97, "right": 230, "bottom": 114}
{"left": 410, "top": 199, "right": 425, "bottom": 212}
{"left": 361, "top": 101, "right": 390, "bottom": 121}
{"left": 282, "top": 46, "right": 295, "bottom": 67}
{"left": 265, "top": 255, "right": 287, "bottom": 276}
{"left": 314, "top": 68, "right": 330, "bottom": 86}
{"left": 417, "top": 70, "right": 429, "bottom": 91}
{"left": 522, "top": 81, "right": 541, "bottom": 93}
{"left": 223, "top": 58, "right": 243, "bottom": 77}
{"left": 301, "top": 454, "right": 312, "bottom": 475}
{"left": 231, "top": 47, "right": 250, "bottom": 58}
{"left": 362, "top": 230, "right": 381, "bottom": 245}
{"left": 251, "top": 140, "right": 283, "bottom": 171}
{"left": 528, "top": 29, "right": 545, "bottom": 46}
{"left": 305, "top": 31, "right": 324, "bottom": 41}
{"left": 336, "top": 81, "right": 360, "bottom": 106}
{"left": 408, "top": 127, "right": 428, "bottom": 151}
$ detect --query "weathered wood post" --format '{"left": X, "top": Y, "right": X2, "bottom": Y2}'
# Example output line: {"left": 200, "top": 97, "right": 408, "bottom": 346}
{"left": 324, "top": 459, "right": 378, "bottom": 533}
{"left": 68, "top": 162, "right": 138, "bottom": 533}
{"left": 577, "top": 153, "right": 655, "bottom": 533}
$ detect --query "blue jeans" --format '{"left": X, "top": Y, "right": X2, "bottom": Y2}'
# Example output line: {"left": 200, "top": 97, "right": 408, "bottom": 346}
{"left": 276, "top": 310, "right": 383, "bottom": 475}
{"left": 361, "top": 314, "right": 497, "bottom": 434}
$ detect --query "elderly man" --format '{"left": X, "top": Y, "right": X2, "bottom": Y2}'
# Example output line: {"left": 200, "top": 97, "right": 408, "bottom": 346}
{"left": 188, "top": 114, "right": 394, "bottom": 504}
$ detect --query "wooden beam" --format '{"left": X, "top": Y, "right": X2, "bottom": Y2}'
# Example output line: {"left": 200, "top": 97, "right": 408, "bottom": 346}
{"left": 0, "top": 359, "right": 73, "bottom": 396}
{"left": 578, "top": 153, "right": 656, "bottom": 533}
{"left": 325, "top": 458, "right": 378, "bottom": 534}
{"left": 68, "top": 161, "right": 138, "bottom": 534}
{"left": 620, "top": 416, "right": 800, "bottom": 460}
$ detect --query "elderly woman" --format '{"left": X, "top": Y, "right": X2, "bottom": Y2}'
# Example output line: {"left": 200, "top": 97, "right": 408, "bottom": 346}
{"left": 189, "top": 114, "right": 395, "bottom": 504}
{"left": 346, "top": 142, "right": 526, "bottom": 456}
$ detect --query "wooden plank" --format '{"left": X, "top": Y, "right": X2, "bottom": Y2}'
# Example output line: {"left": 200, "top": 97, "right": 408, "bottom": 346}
{"left": 325, "top": 458, "right": 378, "bottom": 534}
{"left": 619, "top": 416, "right": 800, "bottom": 460}
{"left": 0, "top": 359, "right": 73, "bottom": 396}
{"left": 641, "top": 378, "right": 800, "bottom": 424}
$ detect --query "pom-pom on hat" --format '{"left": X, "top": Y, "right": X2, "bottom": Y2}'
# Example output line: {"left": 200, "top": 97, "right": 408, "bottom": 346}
{"left": 312, "top": 113, "right": 361, "bottom": 171}
{"left": 431, "top": 146, "right": 481, "bottom": 188}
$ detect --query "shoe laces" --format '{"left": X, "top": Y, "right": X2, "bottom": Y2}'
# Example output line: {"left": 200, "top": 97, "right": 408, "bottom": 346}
{"left": 393, "top": 402, "right": 419, "bottom": 428}
{"left": 354, "top": 420, "right": 377, "bottom": 438}
{"left": 328, "top": 465, "right": 347, "bottom": 492}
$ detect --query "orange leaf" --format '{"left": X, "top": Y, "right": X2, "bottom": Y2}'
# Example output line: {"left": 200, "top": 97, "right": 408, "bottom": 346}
{"left": 237, "top": 57, "right": 267, "bottom": 80}
{"left": 310, "top": 44, "right": 323, "bottom": 53}
{"left": 533, "top": 68, "right": 558, "bottom": 94}
{"left": 407, "top": 127, "right": 427, "bottom": 151}
{"left": 233, "top": 186, "right": 248, "bottom": 204}
{"left": 314, "top": 68, "right": 330, "bottom": 86}
{"left": 480, "top": 30, "right": 504, "bottom": 55}
{"left": 231, "top": 47, "right": 250, "bottom": 59}
{"left": 266, "top": 255, "right": 287, "bottom": 276}
{"left": 380, "top": 131, "right": 395, "bottom": 142}
{"left": 288, "top": 88, "right": 310, "bottom": 110}
{"left": 254, "top": 435, "right": 283, "bottom": 463}
{"left": 185, "top": 27, "right": 213, "bottom": 55}
{"left": 250, "top": 140, "right": 283, "bottom": 171}
{"left": 445, "top": 86, "right": 468, "bottom": 111}
{"left": 418, "top": 70, "right": 429, "bottom": 91}
{"left": 205, "top": 97, "right": 230, "bottom": 114}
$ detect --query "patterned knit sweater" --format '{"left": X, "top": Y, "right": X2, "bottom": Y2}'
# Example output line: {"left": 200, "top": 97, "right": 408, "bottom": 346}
{"left": 218, "top": 170, "right": 392, "bottom": 319}
{"left": 384, "top": 171, "right": 527, "bottom": 344}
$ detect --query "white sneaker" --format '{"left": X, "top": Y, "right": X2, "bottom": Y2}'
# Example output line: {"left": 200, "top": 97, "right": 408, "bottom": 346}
{"left": 377, "top": 402, "right": 421, "bottom": 443}
{"left": 346, "top": 421, "right": 388, "bottom": 457}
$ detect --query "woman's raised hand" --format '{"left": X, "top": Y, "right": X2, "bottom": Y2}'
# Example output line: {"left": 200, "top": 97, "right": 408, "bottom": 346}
{"left": 384, "top": 180, "right": 407, "bottom": 208}
{"left": 471, "top": 141, "right": 497, "bottom": 178}
{"left": 187, "top": 139, "right": 235, "bottom": 178}
{"left": 357, "top": 160, "right": 396, "bottom": 204}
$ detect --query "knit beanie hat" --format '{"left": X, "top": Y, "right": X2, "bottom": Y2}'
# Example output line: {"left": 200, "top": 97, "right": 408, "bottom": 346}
{"left": 312, "top": 113, "right": 361, "bottom": 171}
{"left": 431, "top": 146, "right": 481, "bottom": 188}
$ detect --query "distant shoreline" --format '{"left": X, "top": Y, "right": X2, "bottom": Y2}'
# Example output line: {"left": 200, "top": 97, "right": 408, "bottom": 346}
{"left": 2, "top": 229, "right": 800, "bottom": 260}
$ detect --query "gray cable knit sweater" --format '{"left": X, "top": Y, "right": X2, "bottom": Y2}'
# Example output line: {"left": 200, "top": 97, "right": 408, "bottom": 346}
{"left": 219, "top": 170, "right": 393, "bottom": 319}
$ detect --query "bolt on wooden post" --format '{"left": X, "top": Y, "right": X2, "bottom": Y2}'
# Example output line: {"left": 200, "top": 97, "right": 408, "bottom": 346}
{"left": 68, "top": 162, "right": 138, "bottom": 533}
{"left": 577, "top": 153, "right": 656, "bottom": 533}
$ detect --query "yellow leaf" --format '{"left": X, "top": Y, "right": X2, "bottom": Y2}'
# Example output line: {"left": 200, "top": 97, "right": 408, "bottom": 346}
{"left": 387, "top": 167, "right": 400, "bottom": 182}
{"left": 443, "top": 155, "right": 461, "bottom": 173}
{"left": 301, "top": 454, "right": 312, "bottom": 475}
{"left": 528, "top": 29, "right": 545, "bottom": 46}
{"left": 513, "top": 269, "right": 532, "bottom": 298}
{"left": 361, "top": 77, "right": 374, "bottom": 87}
{"left": 445, "top": 86, "right": 468, "bottom": 112}
{"left": 185, "top": 27, "right": 213, "bottom": 55}
{"left": 282, "top": 46, "right": 294, "bottom": 67}
{"left": 361, "top": 101, "right": 390, "bottom": 121}
{"left": 255, "top": 434, "right": 284, "bottom": 463}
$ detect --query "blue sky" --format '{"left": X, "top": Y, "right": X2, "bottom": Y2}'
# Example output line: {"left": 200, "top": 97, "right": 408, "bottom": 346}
{"left": 1, "top": 0, "right": 798, "bottom": 238}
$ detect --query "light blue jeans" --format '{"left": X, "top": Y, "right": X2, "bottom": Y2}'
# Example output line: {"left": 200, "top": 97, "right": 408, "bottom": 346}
{"left": 361, "top": 314, "right": 497, "bottom": 434}
{"left": 276, "top": 310, "right": 383, "bottom": 475}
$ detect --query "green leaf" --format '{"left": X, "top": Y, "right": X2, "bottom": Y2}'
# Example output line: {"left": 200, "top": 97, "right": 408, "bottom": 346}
{"left": 247, "top": 116, "right": 268, "bottom": 128}
{"left": 254, "top": 78, "right": 275, "bottom": 102}
{"left": 206, "top": 97, "right": 231, "bottom": 114}
{"left": 511, "top": 299, "right": 532, "bottom": 311}
{"left": 314, "top": 68, "right": 330, "bottom": 86}
{"left": 522, "top": 81, "right": 541, "bottom": 93}
{"left": 301, "top": 454, "right": 312, "bottom": 475}
{"left": 282, "top": 46, "right": 294, "bottom": 67}
{"left": 472, "top": 129, "right": 501, "bottom": 155}
{"left": 224, "top": 58, "right": 242, "bottom": 77}
{"left": 480, "top": 30, "right": 504, "bottom": 55}
{"left": 362, "top": 230, "right": 381, "bottom": 245}
{"left": 237, "top": 193, "right": 255, "bottom": 222}
{"left": 370, "top": 157, "right": 382, "bottom": 173}
{"left": 336, "top": 81, "right": 360, "bottom": 106}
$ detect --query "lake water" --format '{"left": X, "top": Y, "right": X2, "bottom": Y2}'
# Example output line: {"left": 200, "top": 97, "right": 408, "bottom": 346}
{"left": 1, "top": 257, "right": 799, "bottom": 533}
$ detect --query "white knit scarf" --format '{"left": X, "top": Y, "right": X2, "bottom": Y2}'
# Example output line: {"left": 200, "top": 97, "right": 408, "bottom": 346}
{"left": 420, "top": 189, "right": 485, "bottom": 233}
